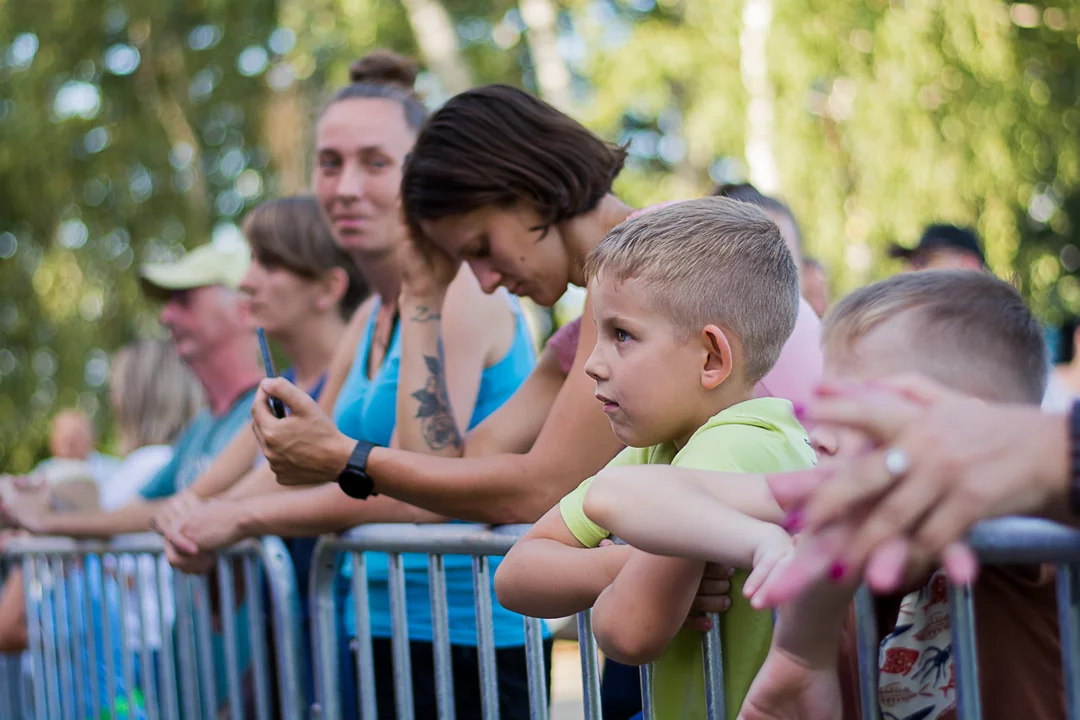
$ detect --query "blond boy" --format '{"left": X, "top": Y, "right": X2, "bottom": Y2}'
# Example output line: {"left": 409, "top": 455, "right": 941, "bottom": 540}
{"left": 584, "top": 271, "right": 1062, "bottom": 720}
{"left": 494, "top": 197, "right": 816, "bottom": 719}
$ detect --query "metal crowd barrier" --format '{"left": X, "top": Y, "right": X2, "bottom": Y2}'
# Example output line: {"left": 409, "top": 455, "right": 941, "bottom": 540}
{"left": 854, "top": 516, "right": 1080, "bottom": 720}
{"left": 4, "top": 532, "right": 304, "bottom": 720}
{"left": 309, "top": 523, "right": 727, "bottom": 720}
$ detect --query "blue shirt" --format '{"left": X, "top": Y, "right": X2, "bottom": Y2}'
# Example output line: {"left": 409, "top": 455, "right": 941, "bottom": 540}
{"left": 334, "top": 297, "right": 541, "bottom": 647}
{"left": 139, "top": 387, "right": 257, "bottom": 500}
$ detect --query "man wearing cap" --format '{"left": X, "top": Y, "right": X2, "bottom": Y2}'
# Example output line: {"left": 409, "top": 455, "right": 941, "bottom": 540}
{"left": 889, "top": 223, "right": 986, "bottom": 272}
{"left": 1, "top": 242, "right": 263, "bottom": 536}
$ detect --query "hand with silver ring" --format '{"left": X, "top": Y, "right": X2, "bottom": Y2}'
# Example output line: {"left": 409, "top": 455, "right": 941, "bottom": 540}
{"left": 753, "top": 373, "right": 1069, "bottom": 606}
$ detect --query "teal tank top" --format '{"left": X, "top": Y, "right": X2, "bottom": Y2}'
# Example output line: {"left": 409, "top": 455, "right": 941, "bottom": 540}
{"left": 333, "top": 294, "right": 542, "bottom": 647}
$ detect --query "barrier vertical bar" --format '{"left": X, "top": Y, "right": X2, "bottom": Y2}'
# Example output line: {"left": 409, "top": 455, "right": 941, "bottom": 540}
{"left": 216, "top": 558, "right": 243, "bottom": 720}
{"left": 1057, "top": 564, "right": 1080, "bottom": 720}
{"left": 116, "top": 556, "right": 139, "bottom": 719}
{"left": 96, "top": 556, "right": 119, "bottom": 720}
{"left": 948, "top": 584, "right": 982, "bottom": 720}
{"left": 472, "top": 556, "right": 500, "bottom": 720}
{"left": 191, "top": 575, "right": 218, "bottom": 720}
{"left": 135, "top": 557, "right": 160, "bottom": 720}
{"left": 639, "top": 664, "right": 656, "bottom": 720}
{"left": 352, "top": 553, "right": 378, "bottom": 720}
{"left": 523, "top": 617, "right": 549, "bottom": 720}
{"left": 853, "top": 584, "right": 881, "bottom": 720}
{"left": 260, "top": 536, "right": 303, "bottom": 719}
{"left": 702, "top": 613, "right": 726, "bottom": 720}
{"left": 576, "top": 611, "right": 603, "bottom": 720}
{"left": 51, "top": 557, "right": 76, "bottom": 720}
{"left": 311, "top": 540, "right": 342, "bottom": 720}
{"left": 82, "top": 557, "right": 103, "bottom": 720}
{"left": 39, "top": 557, "right": 63, "bottom": 720}
{"left": 65, "top": 558, "right": 88, "bottom": 720}
{"left": 22, "top": 556, "right": 47, "bottom": 720}
{"left": 388, "top": 552, "right": 416, "bottom": 720}
{"left": 173, "top": 573, "right": 200, "bottom": 720}
{"left": 243, "top": 556, "right": 272, "bottom": 720}
{"left": 428, "top": 554, "right": 456, "bottom": 720}
{"left": 156, "top": 562, "right": 180, "bottom": 720}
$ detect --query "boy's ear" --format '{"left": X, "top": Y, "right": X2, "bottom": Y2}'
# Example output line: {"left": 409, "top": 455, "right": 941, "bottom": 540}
{"left": 701, "top": 324, "right": 734, "bottom": 390}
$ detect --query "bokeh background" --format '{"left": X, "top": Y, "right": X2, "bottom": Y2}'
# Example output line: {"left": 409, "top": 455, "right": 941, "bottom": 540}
{"left": 3, "top": 0, "right": 1080, "bottom": 470}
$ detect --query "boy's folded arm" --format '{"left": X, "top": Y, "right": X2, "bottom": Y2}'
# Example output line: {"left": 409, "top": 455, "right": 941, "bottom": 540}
{"left": 494, "top": 506, "right": 629, "bottom": 618}
{"left": 592, "top": 550, "right": 705, "bottom": 666}
{"left": 584, "top": 467, "right": 785, "bottom": 565}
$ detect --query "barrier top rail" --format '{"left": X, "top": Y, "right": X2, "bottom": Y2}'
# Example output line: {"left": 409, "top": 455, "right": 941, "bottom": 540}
{"left": 2, "top": 532, "right": 262, "bottom": 557}
{"left": 321, "top": 522, "right": 534, "bottom": 556}
{"left": 967, "top": 516, "right": 1080, "bottom": 563}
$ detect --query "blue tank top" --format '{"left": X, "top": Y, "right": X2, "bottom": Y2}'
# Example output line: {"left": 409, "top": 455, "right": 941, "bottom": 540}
{"left": 333, "top": 295, "right": 541, "bottom": 647}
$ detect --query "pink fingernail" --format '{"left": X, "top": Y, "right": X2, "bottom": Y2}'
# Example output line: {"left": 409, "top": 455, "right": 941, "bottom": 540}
{"left": 828, "top": 562, "right": 847, "bottom": 581}
{"left": 792, "top": 403, "right": 807, "bottom": 422}
{"left": 782, "top": 510, "right": 804, "bottom": 533}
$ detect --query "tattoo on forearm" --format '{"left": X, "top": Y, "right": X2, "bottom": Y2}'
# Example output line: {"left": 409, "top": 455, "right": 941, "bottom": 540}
{"left": 410, "top": 354, "right": 463, "bottom": 451}
{"left": 410, "top": 305, "right": 442, "bottom": 323}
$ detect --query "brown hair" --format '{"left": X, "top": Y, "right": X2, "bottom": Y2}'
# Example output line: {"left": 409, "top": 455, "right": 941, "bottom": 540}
{"left": 584, "top": 197, "right": 799, "bottom": 384}
{"left": 401, "top": 85, "right": 628, "bottom": 235}
{"left": 326, "top": 50, "right": 428, "bottom": 132}
{"left": 822, "top": 270, "right": 1047, "bottom": 404}
{"left": 243, "top": 196, "right": 368, "bottom": 318}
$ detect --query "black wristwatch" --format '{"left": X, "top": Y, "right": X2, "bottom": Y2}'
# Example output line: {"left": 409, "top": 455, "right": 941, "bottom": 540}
{"left": 1070, "top": 401, "right": 1080, "bottom": 516}
{"left": 337, "top": 440, "right": 379, "bottom": 500}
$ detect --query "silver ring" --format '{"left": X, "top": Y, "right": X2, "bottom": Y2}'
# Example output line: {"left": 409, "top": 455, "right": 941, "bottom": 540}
{"left": 883, "top": 447, "right": 910, "bottom": 480}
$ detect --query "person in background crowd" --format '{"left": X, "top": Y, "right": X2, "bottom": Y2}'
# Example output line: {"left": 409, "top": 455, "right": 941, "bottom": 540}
{"left": 151, "top": 194, "right": 367, "bottom": 539}
{"left": 251, "top": 83, "right": 821, "bottom": 719}
{"left": 163, "top": 51, "right": 540, "bottom": 720}
{"left": 495, "top": 198, "right": 815, "bottom": 720}
{"left": 888, "top": 223, "right": 986, "bottom": 271}
{"left": 0, "top": 338, "right": 204, "bottom": 719}
{"left": 21, "top": 409, "right": 121, "bottom": 498}
{"left": 1043, "top": 316, "right": 1080, "bottom": 412}
{"left": 0, "top": 242, "right": 259, "bottom": 537}
{"left": 801, "top": 257, "right": 831, "bottom": 317}
{"left": 713, "top": 182, "right": 804, "bottom": 270}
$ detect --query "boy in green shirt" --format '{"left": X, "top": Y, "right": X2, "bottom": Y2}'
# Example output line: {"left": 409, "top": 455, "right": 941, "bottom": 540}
{"left": 494, "top": 197, "right": 815, "bottom": 719}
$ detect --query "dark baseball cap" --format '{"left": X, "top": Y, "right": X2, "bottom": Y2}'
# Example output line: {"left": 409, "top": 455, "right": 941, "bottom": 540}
{"left": 888, "top": 224, "right": 985, "bottom": 265}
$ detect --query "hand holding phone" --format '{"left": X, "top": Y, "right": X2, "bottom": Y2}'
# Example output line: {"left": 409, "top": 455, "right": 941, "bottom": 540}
{"left": 256, "top": 328, "right": 287, "bottom": 419}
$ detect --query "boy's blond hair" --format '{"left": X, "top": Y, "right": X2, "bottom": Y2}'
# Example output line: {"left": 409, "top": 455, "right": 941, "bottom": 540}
{"left": 823, "top": 270, "right": 1047, "bottom": 404}
{"left": 583, "top": 197, "right": 799, "bottom": 383}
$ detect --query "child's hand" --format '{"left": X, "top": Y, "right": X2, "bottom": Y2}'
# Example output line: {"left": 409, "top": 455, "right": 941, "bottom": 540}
{"left": 744, "top": 526, "right": 796, "bottom": 609}
{"left": 684, "top": 563, "right": 734, "bottom": 631}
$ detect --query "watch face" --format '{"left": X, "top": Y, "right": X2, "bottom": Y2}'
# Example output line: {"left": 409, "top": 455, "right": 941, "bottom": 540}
{"left": 339, "top": 468, "right": 373, "bottom": 499}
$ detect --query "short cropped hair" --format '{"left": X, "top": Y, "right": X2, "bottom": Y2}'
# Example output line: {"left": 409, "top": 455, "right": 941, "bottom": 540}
{"left": 823, "top": 270, "right": 1047, "bottom": 404}
{"left": 243, "top": 196, "right": 368, "bottom": 319}
{"left": 584, "top": 197, "right": 800, "bottom": 384}
{"left": 402, "top": 85, "right": 627, "bottom": 236}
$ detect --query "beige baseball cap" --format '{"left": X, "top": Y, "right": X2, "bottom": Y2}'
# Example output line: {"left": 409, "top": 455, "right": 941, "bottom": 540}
{"left": 140, "top": 242, "right": 250, "bottom": 299}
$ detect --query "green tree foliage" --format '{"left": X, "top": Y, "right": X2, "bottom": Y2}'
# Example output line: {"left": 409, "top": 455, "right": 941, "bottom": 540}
{"left": 2, "top": 0, "right": 1079, "bottom": 471}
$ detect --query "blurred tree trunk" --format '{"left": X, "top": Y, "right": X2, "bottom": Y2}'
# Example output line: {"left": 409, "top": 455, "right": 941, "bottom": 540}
{"left": 520, "top": 0, "right": 574, "bottom": 112}
{"left": 399, "top": 0, "right": 473, "bottom": 93}
{"left": 740, "top": 0, "right": 779, "bottom": 194}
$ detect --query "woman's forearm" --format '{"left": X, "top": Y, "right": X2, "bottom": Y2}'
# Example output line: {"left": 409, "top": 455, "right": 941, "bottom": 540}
{"left": 367, "top": 446, "right": 611, "bottom": 524}
{"left": 236, "top": 483, "right": 447, "bottom": 538}
{"left": 39, "top": 500, "right": 162, "bottom": 539}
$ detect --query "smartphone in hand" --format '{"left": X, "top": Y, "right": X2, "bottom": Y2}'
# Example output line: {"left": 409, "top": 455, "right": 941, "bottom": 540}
{"left": 256, "top": 327, "right": 287, "bottom": 419}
